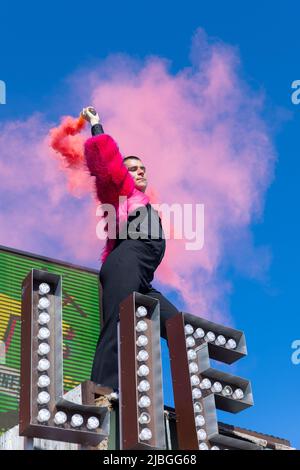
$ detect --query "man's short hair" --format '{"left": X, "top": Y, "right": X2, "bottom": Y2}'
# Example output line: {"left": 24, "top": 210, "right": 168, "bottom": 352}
{"left": 123, "top": 155, "right": 141, "bottom": 163}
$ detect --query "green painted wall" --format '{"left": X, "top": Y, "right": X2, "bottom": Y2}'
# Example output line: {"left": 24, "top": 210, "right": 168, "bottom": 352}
{"left": 0, "top": 247, "right": 101, "bottom": 434}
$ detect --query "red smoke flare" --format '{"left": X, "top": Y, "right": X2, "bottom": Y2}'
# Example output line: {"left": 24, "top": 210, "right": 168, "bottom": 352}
{"left": 49, "top": 115, "right": 86, "bottom": 168}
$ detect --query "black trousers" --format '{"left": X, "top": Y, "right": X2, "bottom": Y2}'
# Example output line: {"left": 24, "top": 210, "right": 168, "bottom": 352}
{"left": 90, "top": 238, "right": 179, "bottom": 390}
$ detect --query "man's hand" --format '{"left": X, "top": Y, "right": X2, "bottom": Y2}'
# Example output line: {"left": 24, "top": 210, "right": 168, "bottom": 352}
{"left": 81, "top": 106, "right": 100, "bottom": 126}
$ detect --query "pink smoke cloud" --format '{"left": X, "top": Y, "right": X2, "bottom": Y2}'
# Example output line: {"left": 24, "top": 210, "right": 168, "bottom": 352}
{"left": 0, "top": 28, "right": 276, "bottom": 324}
{"left": 0, "top": 115, "right": 98, "bottom": 263}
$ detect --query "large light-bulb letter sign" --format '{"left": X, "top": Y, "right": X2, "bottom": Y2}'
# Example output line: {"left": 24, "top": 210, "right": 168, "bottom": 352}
{"left": 118, "top": 292, "right": 166, "bottom": 450}
{"left": 166, "top": 313, "right": 254, "bottom": 450}
{"left": 20, "top": 269, "right": 253, "bottom": 450}
{"left": 19, "top": 269, "right": 110, "bottom": 446}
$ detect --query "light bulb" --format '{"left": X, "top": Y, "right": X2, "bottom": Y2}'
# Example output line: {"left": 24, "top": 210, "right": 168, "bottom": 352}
{"left": 54, "top": 411, "right": 67, "bottom": 425}
{"left": 136, "top": 335, "right": 148, "bottom": 347}
{"left": 188, "top": 349, "right": 197, "bottom": 360}
{"left": 184, "top": 324, "right": 194, "bottom": 335}
{"left": 199, "top": 443, "right": 209, "bottom": 450}
{"left": 191, "top": 375, "right": 200, "bottom": 386}
{"left": 139, "top": 428, "right": 152, "bottom": 441}
{"left": 37, "top": 391, "right": 50, "bottom": 404}
{"left": 137, "top": 365, "right": 150, "bottom": 377}
{"left": 38, "top": 283, "right": 50, "bottom": 295}
{"left": 215, "top": 335, "right": 226, "bottom": 346}
{"left": 137, "top": 350, "right": 149, "bottom": 362}
{"left": 205, "top": 331, "right": 216, "bottom": 342}
{"left": 189, "top": 362, "right": 199, "bottom": 374}
{"left": 38, "top": 358, "right": 50, "bottom": 371}
{"left": 197, "top": 429, "right": 207, "bottom": 441}
{"left": 222, "top": 385, "right": 233, "bottom": 397}
{"left": 38, "top": 343, "right": 50, "bottom": 356}
{"left": 226, "top": 338, "right": 237, "bottom": 349}
{"left": 37, "top": 409, "right": 50, "bottom": 422}
{"left": 38, "top": 327, "right": 50, "bottom": 340}
{"left": 37, "top": 375, "right": 50, "bottom": 388}
{"left": 136, "top": 306, "right": 148, "bottom": 318}
{"left": 136, "top": 320, "right": 148, "bottom": 332}
{"left": 38, "top": 312, "right": 50, "bottom": 325}
{"left": 195, "top": 415, "right": 205, "bottom": 427}
{"left": 192, "top": 388, "right": 202, "bottom": 399}
{"left": 211, "top": 381, "right": 223, "bottom": 393}
{"left": 232, "top": 388, "right": 244, "bottom": 400}
{"left": 194, "top": 401, "right": 203, "bottom": 413}
{"left": 138, "top": 380, "right": 150, "bottom": 393}
{"left": 200, "top": 378, "right": 212, "bottom": 390}
{"left": 186, "top": 336, "right": 196, "bottom": 348}
{"left": 138, "top": 412, "right": 151, "bottom": 424}
{"left": 71, "top": 414, "right": 84, "bottom": 427}
{"left": 138, "top": 395, "right": 151, "bottom": 408}
{"left": 38, "top": 297, "right": 50, "bottom": 310}
{"left": 87, "top": 416, "right": 100, "bottom": 430}
{"left": 193, "top": 328, "right": 205, "bottom": 339}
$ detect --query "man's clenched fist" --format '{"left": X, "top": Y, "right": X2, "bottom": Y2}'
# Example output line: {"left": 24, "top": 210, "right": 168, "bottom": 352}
{"left": 81, "top": 107, "right": 100, "bottom": 126}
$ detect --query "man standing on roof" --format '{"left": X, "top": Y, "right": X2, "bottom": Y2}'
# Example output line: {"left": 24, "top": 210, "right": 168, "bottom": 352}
{"left": 82, "top": 106, "right": 179, "bottom": 393}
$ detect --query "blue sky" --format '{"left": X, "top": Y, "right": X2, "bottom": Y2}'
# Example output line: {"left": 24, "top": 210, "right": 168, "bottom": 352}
{"left": 0, "top": 0, "right": 299, "bottom": 448}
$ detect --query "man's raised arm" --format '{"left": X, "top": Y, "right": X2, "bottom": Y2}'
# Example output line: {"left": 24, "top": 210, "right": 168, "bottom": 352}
{"left": 82, "top": 106, "right": 135, "bottom": 205}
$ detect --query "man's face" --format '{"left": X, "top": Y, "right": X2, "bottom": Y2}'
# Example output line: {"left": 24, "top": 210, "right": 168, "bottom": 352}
{"left": 124, "top": 158, "right": 148, "bottom": 193}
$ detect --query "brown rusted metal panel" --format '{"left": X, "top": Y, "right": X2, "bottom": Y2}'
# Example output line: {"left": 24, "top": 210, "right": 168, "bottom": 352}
{"left": 19, "top": 270, "right": 33, "bottom": 436}
{"left": 119, "top": 294, "right": 139, "bottom": 449}
{"left": 166, "top": 313, "right": 199, "bottom": 449}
